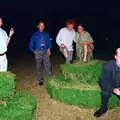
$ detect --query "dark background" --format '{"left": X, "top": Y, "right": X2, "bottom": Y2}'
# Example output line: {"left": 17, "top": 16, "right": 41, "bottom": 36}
{"left": 0, "top": 0, "right": 120, "bottom": 58}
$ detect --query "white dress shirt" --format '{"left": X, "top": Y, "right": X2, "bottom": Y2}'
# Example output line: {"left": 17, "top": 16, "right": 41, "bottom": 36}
{"left": 56, "top": 27, "right": 76, "bottom": 51}
{"left": 0, "top": 28, "right": 8, "bottom": 54}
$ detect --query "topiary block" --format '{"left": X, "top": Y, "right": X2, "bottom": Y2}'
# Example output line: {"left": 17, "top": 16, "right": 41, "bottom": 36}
{"left": 61, "top": 60, "right": 104, "bottom": 84}
{"left": 0, "top": 92, "right": 37, "bottom": 120}
{"left": 0, "top": 72, "right": 16, "bottom": 100}
{"left": 45, "top": 60, "right": 120, "bottom": 108}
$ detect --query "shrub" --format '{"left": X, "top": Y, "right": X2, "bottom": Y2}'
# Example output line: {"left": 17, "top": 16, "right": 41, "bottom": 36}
{"left": 0, "top": 92, "right": 37, "bottom": 120}
{"left": 0, "top": 72, "right": 16, "bottom": 100}
{"left": 45, "top": 60, "right": 120, "bottom": 108}
{"left": 0, "top": 72, "right": 37, "bottom": 120}
{"left": 61, "top": 60, "right": 103, "bottom": 84}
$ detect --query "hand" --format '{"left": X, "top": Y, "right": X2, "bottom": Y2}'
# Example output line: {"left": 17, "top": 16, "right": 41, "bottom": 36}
{"left": 9, "top": 28, "right": 15, "bottom": 37}
{"left": 113, "top": 88, "right": 120, "bottom": 96}
{"left": 47, "top": 49, "right": 51, "bottom": 56}
{"left": 60, "top": 44, "right": 65, "bottom": 48}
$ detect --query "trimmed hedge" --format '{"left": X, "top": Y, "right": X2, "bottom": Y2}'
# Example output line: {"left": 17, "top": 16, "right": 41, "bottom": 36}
{"left": 0, "top": 72, "right": 16, "bottom": 100}
{"left": 45, "top": 60, "right": 120, "bottom": 108}
{"left": 0, "top": 92, "right": 37, "bottom": 120}
{"left": 61, "top": 60, "right": 103, "bottom": 84}
{"left": 0, "top": 72, "right": 37, "bottom": 120}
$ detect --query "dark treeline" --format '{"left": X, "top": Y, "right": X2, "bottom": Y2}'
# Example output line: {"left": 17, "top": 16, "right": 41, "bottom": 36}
{"left": 0, "top": 8, "right": 120, "bottom": 56}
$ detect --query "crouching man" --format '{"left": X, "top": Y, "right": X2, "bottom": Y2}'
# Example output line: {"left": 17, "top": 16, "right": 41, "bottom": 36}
{"left": 94, "top": 48, "right": 120, "bottom": 117}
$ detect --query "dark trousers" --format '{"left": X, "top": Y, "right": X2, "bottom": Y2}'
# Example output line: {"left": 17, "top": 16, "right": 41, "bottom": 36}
{"left": 35, "top": 50, "right": 52, "bottom": 82}
{"left": 101, "top": 87, "right": 120, "bottom": 108}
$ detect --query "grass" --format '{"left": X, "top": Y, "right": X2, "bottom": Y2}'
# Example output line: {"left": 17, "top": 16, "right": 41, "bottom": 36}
{"left": 0, "top": 72, "right": 37, "bottom": 120}
{"left": 0, "top": 72, "right": 16, "bottom": 100}
{"left": 9, "top": 55, "right": 120, "bottom": 120}
{"left": 61, "top": 60, "right": 104, "bottom": 84}
{"left": 0, "top": 92, "right": 37, "bottom": 120}
{"left": 45, "top": 60, "right": 120, "bottom": 108}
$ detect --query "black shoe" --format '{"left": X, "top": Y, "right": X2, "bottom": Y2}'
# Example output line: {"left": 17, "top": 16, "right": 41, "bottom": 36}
{"left": 39, "top": 78, "right": 44, "bottom": 86}
{"left": 94, "top": 106, "right": 108, "bottom": 117}
{"left": 39, "top": 81, "right": 44, "bottom": 86}
{"left": 70, "top": 60, "right": 73, "bottom": 64}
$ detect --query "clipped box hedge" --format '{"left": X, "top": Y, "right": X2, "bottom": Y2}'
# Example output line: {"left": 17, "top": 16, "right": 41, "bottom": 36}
{"left": 0, "top": 72, "right": 16, "bottom": 100}
{"left": 0, "top": 72, "right": 37, "bottom": 120}
{"left": 45, "top": 60, "right": 120, "bottom": 108}
{"left": 0, "top": 92, "right": 37, "bottom": 120}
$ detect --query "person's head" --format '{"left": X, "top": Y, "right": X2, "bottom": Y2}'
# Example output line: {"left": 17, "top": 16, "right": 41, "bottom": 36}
{"left": 66, "top": 19, "right": 76, "bottom": 30}
{"left": 77, "top": 24, "right": 85, "bottom": 33}
{"left": 37, "top": 22, "right": 45, "bottom": 32}
{"left": 115, "top": 48, "right": 120, "bottom": 66}
{"left": 0, "top": 17, "right": 3, "bottom": 27}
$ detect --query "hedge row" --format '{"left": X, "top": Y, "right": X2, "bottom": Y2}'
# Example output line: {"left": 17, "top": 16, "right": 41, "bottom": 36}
{"left": 0, "top": 72, "right": 16, "bottom": 100}
{"left": 0, "top": 72, "right": 37, "bottom": 120}
{"left": 45, "top": 60, "right": 120, "bottom": 108}
{"left": 0, "top": 92, "right": 37, "bottom": 120}
{"left": 60, "top": 60, "right": 103, "bottom": 84}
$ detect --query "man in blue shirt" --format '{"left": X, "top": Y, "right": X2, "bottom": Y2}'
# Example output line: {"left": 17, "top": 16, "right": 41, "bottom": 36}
{"left": 29, "top": 21, "right": 52, "bottom": 85}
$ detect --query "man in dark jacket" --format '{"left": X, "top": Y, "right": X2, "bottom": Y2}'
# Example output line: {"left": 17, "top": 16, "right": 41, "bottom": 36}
{"left": 29, "top": 21, "right": 52, "bottom": 85}
{"left": 94, "top": 48, "right": 120, "bottom": 117}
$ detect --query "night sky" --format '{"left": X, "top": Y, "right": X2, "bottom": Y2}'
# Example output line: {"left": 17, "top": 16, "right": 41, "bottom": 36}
{"left": 0, "top": 0, "right": 120, "bottom": 55}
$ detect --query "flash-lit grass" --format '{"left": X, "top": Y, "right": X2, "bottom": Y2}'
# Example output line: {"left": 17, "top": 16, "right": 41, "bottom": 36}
{"left": 11, "top": 55, "right": 120, "bottom": 120}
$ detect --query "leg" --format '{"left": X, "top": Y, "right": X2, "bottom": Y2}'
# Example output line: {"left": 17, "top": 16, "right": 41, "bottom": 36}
{"left": 43, "top": 51, "right": 52, "bottom": 76}
{"left": 59, "top": 47, "right": 69, "bottom": 63}
{"left": 94, "top": 90, "right": 112, "bottom": 117}
{"left": 88, "top": 45, "right": 94, "bottom": 61}
{"left": 0, "top": 54, "right": 8, "bottom": 72}
{"left": 83, "top": 44, "right": 88, "bottom": 62}
{"left": 67, "top": 51, "right": 73, "bottom": 63}
{"left": 35, "top": 53, "right": 43, "bottom": 82}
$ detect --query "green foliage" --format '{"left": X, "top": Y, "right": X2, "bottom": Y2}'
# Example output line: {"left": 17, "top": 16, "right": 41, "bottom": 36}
{"left": 0, "top": 72, "right": 37, "bottom": 120}
{"left": 61, "top": 60, "right": 104, "bottom": 84}
{"left": 0, "top": 92, "right": 37, "bottom": 120}
{"left": 0, "top": 72, "right": 16, "bottom": 100}
{"left": 45, "top": 60, "right": 120, "bottom": 108}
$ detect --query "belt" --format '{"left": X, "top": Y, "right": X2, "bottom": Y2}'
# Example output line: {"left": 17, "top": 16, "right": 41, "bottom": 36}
{"left": 0, "top": 52, "right": 6, "bottom": 56}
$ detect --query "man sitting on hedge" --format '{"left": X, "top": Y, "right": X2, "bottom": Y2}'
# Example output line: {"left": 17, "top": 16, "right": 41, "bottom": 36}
{"left": 94, "top": 48, "right": 120, "bottom": 117}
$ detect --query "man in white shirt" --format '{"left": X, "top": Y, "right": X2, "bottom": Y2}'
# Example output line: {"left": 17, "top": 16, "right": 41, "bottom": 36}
{"left": 56, "top": 19, "right": 76, "bottom": 63}
{"left": 0, "top": 17, "right": 14, "bottom": 72}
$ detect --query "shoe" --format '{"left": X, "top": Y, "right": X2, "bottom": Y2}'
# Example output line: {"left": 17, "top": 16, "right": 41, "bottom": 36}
{"left": 39, "top": 78, "right": 44, "bottom": 86}
{"left": 39, "top": 81, "right": 44, "bottom": 86}
{"left": 70, "top": 60, "right": 73, "bottom": 64}
{"left": 94, "top": 106, "right": 108, "bottom": 117}
{"left": 83, "top": 58, "right": 88, "bottom": 63}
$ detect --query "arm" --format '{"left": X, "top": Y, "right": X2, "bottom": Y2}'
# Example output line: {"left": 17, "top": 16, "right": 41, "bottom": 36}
{"left": 47, "top": 33, "right": 52, "bottom": 56}
{"left": 80, "top": 32, "right": 94, "bottom": 45}
{"left": 87, "top": 32, "right": 94, "bottom": 43}
{"left": 7, "top": 28, "right": 15, "bottom": 46}
{"left": 29, "top": 34, "right": 36, "bottom": 53}
{"left": 99, "top": 64, "right": 112, "bottom": 91}
{"left": 73, "top": 30, "right": 76, "bottom": 43}
{"left": 56, "top": 29, "right": 64, "bottom": 47}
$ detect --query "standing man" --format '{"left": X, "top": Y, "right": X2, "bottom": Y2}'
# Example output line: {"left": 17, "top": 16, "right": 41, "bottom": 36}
{"left": 94, "top": 48, "right": 120, "bottom": 117}
{"left": 0, "top": 17, "right": 14, "bottom": 72}
{"left": 29, "top": 21, "right": 52, "bottom": 85}
{"left": 56, "top": 19, "right": 76, "bottom": 64}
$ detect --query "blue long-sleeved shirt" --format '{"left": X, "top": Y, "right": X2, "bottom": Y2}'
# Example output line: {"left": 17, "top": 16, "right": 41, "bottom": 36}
{"left": 29, "top": 31, "right": 52, "bottom": 52}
